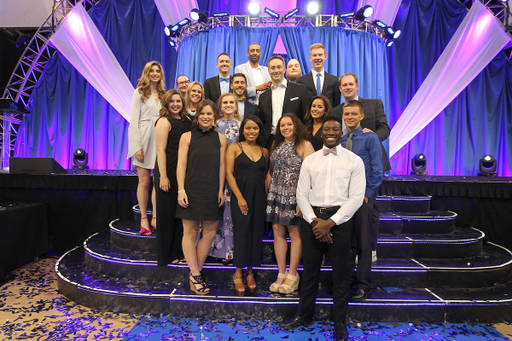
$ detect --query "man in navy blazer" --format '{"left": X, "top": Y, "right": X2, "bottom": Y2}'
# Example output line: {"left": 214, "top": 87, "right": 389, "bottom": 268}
{"left": 259, "top": 55, "right": 310, "bottom": 149}
{"left": 204, "top": 53, "right": 232, "bottom": 106}
{"left": 296, "top": 43, "right": 341, "bottom": 108}
{"left": 234, "top": 43, "right": 272, "bottom": 105}
{"left": 230, "top": 73, "right": 259, "bottom": 119}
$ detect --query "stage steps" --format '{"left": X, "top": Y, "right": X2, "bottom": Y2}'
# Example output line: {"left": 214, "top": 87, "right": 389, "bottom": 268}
{"left": 56, "top": 195, "right": 512, "bottom": 323}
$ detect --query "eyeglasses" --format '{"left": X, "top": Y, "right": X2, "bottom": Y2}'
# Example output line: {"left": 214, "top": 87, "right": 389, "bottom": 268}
{"left": 178, "top": 80, "right": 190, "bottom": 86}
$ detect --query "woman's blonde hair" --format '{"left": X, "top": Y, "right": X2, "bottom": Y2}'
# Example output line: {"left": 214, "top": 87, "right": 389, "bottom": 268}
{"left": 136, "top": 61, "right": 166, "bottom": 103}
{"left": 185, "top": 81, "right": 205, "bottom": 110}
{"left": 218, "top": 93, "right": 241, "bottom": 121}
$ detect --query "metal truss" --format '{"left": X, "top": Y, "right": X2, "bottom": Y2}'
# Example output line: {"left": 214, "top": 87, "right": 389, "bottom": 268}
{"left": 1, "top": 0, "right": 102, "bottom": 165}
{"left": 170, "top": 14, "right": 388, "bottom": 45}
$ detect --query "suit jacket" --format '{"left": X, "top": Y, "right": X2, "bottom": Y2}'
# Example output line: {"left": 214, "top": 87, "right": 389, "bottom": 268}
{"left": 242, "top": 101, "right": 259, "bottom": 119}
{"left": 234, "top": 61, "right": 271, "bottom": 104}
{"left": 259, "top": 82, "right": 310, "bottom": 147}
{"left": 204, "top": 75, "right": 231, "bottom": 106}
{"left": 296, "top": 71, "right": 341, "bottom": 107}
{"left": 333, "top": 97, "right": 391, "bottom": 172}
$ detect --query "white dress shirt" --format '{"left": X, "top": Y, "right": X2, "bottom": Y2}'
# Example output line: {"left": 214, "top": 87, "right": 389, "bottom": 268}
{"left": 311, "top": 69, "right": 325, "bottom": 93}
{"left": 296, "top": 144, "right": 366, "bottom": 225}
{"left": 270, "top": 79, "right": 288, "bottom": 134}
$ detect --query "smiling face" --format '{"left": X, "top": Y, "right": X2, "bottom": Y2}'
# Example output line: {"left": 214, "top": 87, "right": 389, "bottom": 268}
{"left": 189, "top": 84, "right": 203, "bottom": 104}
{"left": 343, "top": 105, "right": 364, "bottom": 132}
{"left": 309, "top": 47, "right": 327, "bottom": 72}
{"left": 310, "top": 98, "right": 326, "bottom": 120}
{"left": 243, "top": 119, "right": 260, "bottom": 143}
{"left": 247, "top": 44, "right": 262, "bottom": 64}
{"left": 149, "top": 64, "right": 162, "bottom": 84}
{"left": 340, "top": 75, "right": 359, "bottom": 101}
{"left": 268, "top": 58, "right": 285, "bottom": 84}
{"left": 286, "top": 59, "right": 301, "bottom": 81}
{"left": 197, "top": 104, "right": 215, "bottom": 130}
{"left": 279, "top": 116, "right": 295, "bottom": 141}
{"left": 167, "top": 94, "right": 183, "bottom": 116}
{"left": 217, "top": 54, "right": 232, "bottom": 77}
{"left": 321, "top": 120, "right": 342, "bottom": 149}
{"left": 231, "top": 76, "right": 247, "bottom": 97}
{"left": 220, "top": 94, "right": 237, "bottom": 117}
{"left": 176, "top": 75, "right": 190, "bottom": 95}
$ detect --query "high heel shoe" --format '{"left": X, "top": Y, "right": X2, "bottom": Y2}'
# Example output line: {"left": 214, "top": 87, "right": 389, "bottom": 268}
{"left": 269, "top": 272, "right": 287, "bottom": 292}
{"left": 140, "top": 217, "right": 152, "bottom": 236}
{"left": 150, "top": 216, "right": 156, "bottom": 232}
{"left": 245, "top": 273, "right": 256, "bottom": 294}
{"left": 189, "top": 273, "right": 209, "bottom": 295}
{"left": 233, "top": 273, "right": 245, "bottom": 296}
{"left": 279, "top": 272, "right": 299, "bottom": 294}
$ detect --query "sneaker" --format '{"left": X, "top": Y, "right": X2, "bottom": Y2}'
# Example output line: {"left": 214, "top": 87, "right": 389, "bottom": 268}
{"left": 372, "top": 251, "right": 377, "bottom": 263}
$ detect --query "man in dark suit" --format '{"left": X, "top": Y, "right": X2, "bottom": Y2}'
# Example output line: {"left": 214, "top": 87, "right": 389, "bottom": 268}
{"left": 296, "top": 43, "right": 341, "bottom": 108}
{"left": 333, "top": 72, "right": 391, "bottom": 262}
{"left": 204, "top": 53, "right": 232, "bottom": 106}
{"left": 230, "top": 73, "right": 259, "bottom": 119}
{"left": 259, "top": 55, "right": 310, "bottom": 149}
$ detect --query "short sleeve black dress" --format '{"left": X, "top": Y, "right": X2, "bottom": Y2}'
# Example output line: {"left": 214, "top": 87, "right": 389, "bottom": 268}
{"left": 176, "top": 128, "right": 223, "bottom": 221}
{"left": 154, "top": 116, "right": 192, "bottom": 266}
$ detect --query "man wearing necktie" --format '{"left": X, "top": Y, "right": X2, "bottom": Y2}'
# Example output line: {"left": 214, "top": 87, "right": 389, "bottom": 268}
{"left": 340, "top": 100, "right": 383, "bottom": 301}
{"left": 281, "top": 115, "right": 365, "bottom": 341}
{"left": 296, "top": 43, "right": 341, "bottom": 108}
{"left": 204, "top": 53, "right": 232, "bottom": 106}
{"left": 230, "top": 73, "right": 259, "bottom": 120}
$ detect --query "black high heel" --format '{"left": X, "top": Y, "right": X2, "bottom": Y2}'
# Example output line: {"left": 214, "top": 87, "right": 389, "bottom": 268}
{"left": 189, "top": 273, "right": 210, "bottom": 295}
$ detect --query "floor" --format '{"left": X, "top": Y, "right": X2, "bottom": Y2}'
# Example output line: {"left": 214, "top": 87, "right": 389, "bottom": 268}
{"left": 1, "top": 257, "right": 511, "bottom": 341}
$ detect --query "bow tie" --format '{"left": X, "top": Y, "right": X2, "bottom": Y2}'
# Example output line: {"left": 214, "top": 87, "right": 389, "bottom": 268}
{"left": 323, "top": 147, "right": 337, "bottom": 156}
{"left": 238, "top": 97, "right": 247, "bottom": 102}
{"left": 220, "top": 77, "right": 229, "bottom": 83}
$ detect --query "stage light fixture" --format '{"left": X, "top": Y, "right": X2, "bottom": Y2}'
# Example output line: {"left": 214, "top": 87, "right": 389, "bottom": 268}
{"left": 478, "top": 155, "right": 497, "bottom": 176}
{"left": 284, "top": 8, "right": 300, "bottom": 19}
{"left": 355, "top": 5, "right": 373, "bottom": 21}
{"left": 190, "top": 9, "right": 207, "bottom": 23}
{"left": 178, "top": 18, "right": 191, "bottom": 26}
{"left": 339, "top": 12, "right": 356, "bottom": 19}
{"left": 373, "top": 20, "right": 387, "bottom": 28}
{"left": 73, "top": 148, "right": 89, "bottom": 170}
{"left": 213, "top": 12, "right": 229, "bottom": 18}
{"left": 248, "top": 2, "right": 261, "bottom": 17}
{"left": 411, "top": 153, "right": 427, "bottom": 175}
{"left": 169, "top": 40, "right": 176, "bottom": 47}
{"left": 169, "top": 24, "right": 181, "bottom": 37}
{"left": 164, "top": 25, "right": 171, "bottom": 37}
{"left": 264, "top": 7, "right": 280, "bottom": 19}
{"left": 393, "top": 29, "right": 402, "bottom": 39}
{"left": 386, "top": 40, "right": 394, "bottom": 47}
{"left": 306, "top": 2, "right": 320, "bottom": 16}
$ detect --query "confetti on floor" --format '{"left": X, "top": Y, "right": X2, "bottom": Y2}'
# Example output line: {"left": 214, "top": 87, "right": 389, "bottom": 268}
{"left": 1, "top": 257, "right": 511, "bottom": 340}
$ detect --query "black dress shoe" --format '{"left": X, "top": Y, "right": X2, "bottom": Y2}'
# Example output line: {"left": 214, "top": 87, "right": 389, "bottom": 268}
{"left": 352, "top": 288, "right": 370, "bottom": 300}
{"left": 279, "top": 316, "right": 313, "bottom": 330}
{"left": 334, "top": 322, "right": 349, "bottom": 340}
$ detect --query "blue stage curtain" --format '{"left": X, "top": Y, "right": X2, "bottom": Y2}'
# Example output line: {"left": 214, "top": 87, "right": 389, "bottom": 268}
{"left": 388, "top": 0, "right": 512, "bottom": 176}
{"left": 175, "top": 27, "right": 279, "bottom": 83}
{"left": 15, "top": 0, "right": 176, "bottom": 170}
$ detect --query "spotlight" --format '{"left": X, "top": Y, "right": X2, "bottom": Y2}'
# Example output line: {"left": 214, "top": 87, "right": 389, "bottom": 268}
{"left": 306, "top": 2, "right": 320, "bottom": 16}
{"left": 386, "top": 40, "right": 394, "bottom": 47}
{"left": 168, "top": 40, "right": 176, "bottom": 47}
{"left": 213, "top": 12, "right": 229, "bottom": 18}
{"left": 178, "top": 18, "right": 191, "bottom": 26}
{"left": 339, "top": 12, "right": 355, "bottom": 19}
{"left": 264, "top": 7, "right": 280, "bottom": 19}
{"left": 478, "top": 155, "right": 497, "bottom": 176}
{"left": 190, "top": 9, "right": 207, "bottom": 22}
{"left": 169, "top": 23, "right": 181, "bottom": 37}
{"left": 284, "top": 8, "right": 299, "bottom": 19}
{"left": 373, "top": 20, "right": 387, "bottom": 28}
{"left": 248, "top": 2, "right": 261, "bottom": 17}
{"left": 73, "top": 148, "right": 89, "bottom": 170}
{"left": 393, "top": 29, "right": 402, "bottom": 39}
{"left": 411, "top": 153, "right": 427, "bottom": 175}
{"left": 355, "top": 5, "right": 373, "bottom": 21}
{"left": 164, "top": 25, "right": 171, "bottom": 37}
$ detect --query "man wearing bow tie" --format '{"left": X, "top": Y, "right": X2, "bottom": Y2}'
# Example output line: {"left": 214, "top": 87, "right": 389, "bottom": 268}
{"left": 230, "top": 73, "right": 259, "bottom": 120}
{"left": 204, "top": 53, "right": 232, "bottom": 106}
{"left": 281, "top": 115, "right": 365, "bottom": 341}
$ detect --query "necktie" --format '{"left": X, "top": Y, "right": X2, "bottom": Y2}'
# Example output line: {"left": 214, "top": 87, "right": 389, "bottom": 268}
{"left": 220, "top": 77, "right": 229, "bottom": 83}
{"left": 238, "top": 97, "right": 246, "bottom": 102}
{"left": 323, "top": 147, "right": 337, "bottom": 156}
{"left": 316, "top": 73, "right": 322, "bottom": 95}
{"left": 346, "top": 132, "right": 353, "bottom": 151}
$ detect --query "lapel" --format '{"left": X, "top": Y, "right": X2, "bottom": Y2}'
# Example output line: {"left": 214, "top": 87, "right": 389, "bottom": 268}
{"left": 215, "top": 75, "right": 221, "bottom": 99}
{"left": 282, "top": 84, "right": 292, "bottom": 115}
{"left": 245, "top": 62, "right": 256, "bottom": 86}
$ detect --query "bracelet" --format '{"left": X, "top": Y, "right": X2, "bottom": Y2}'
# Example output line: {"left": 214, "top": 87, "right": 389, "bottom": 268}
{"left": 160, "top": 175, "right": 167, "bottom": 179}
{"left": 177, "top": 190, "right": 185, "bottom": 194}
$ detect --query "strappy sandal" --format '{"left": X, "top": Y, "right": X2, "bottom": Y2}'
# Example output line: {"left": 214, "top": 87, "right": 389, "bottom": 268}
{"left": 279, "top": 272, "right": 300, "bottom": 294}
{"left": 269, "top": 272, "right": 287, "bottom": 292}
{"left": 233, "top": 273, "right": 245, "bottom": 296}
{"left": 140, "top": 217, "right": 152, "bottom": 236}
{"left": 189, "top": 273, "right": 210, "bottom": 295}
{"left": 245, "top": 273, "right": 256, "bottom": 294}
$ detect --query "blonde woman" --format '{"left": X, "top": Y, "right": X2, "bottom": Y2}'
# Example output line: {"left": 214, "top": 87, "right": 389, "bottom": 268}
{"left": 127, "top": 61, "right": 165, "bottom": 235}
{"left": 184, "top": 81, "right": 204, "bottom": 119}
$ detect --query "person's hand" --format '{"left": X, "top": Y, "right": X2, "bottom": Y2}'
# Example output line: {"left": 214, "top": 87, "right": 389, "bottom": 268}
{"left": 178, "top": 192, "right": 189, "bottom": 208}
{"left": 294, "top": 205, "right": 301, "bottom": 217}
{"left": 159, "top": 177, "right": 170, "bottom": 192}
{"left": 364, "top": 196, "right": 369, "bottom": 203}
{"left": 218, "top": 190, "right": 225, "bottom": 207}
{"left": 362, "top": 128, "right": 374, "bottom": 134}
{"left": 256, "top": 81, "right": 272, "bottom": 91}
{"left": 135, "top": 149, "right": 144, "bottom": 163}
{"left": 312, "top": 218, "right": 335, "bottom": 241}
{"left": 238, "top": 197, "right": 248, "bottom": 215}
{"left": 318, "top": 233, "right": 333, "bottom": 244}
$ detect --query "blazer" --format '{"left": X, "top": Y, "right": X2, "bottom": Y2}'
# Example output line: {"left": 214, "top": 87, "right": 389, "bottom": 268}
{"left": 333, "top": 97, "right": 391, "bottom": 172}
{"left": 234, "top": 61, "right": 271, "bottom": 104}
{"left": 296, "top": 71, "right": 341, "bottom": 107}
{"left": 204, "top": 75, "right": 231, "bottom": 106}
{"left": 258, "top": 82, "right": 310, "bottom": 147}
{"left": 242, "top": 100, "right": 259, "bottom": 119}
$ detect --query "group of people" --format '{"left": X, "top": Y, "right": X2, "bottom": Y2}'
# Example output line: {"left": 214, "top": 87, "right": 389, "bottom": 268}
{"left": 127, "top": 42, "right": 391, "bottom": 341}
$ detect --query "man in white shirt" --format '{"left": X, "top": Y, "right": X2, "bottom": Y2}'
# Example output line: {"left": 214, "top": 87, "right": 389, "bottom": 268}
{"left": 234, "top": 43, "right": 272, "bottom": 105}
{"left": 280, "top": 115, "right": 365, "bottom": 341}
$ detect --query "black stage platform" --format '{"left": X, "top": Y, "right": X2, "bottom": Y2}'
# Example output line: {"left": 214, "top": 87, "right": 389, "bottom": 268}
{"left": 1, "top": 170, "right": 511, "bottom": 253}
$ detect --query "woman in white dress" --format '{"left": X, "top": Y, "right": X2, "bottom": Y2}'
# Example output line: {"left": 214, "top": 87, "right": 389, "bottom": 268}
{"left": 127, "top": 61, "right": 166, "bottom": 235}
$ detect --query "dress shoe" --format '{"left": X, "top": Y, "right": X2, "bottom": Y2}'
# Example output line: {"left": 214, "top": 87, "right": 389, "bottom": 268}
{"left": 352, "top": 287, "right": 370, "bottom": 300}
{"left": 279, "top": 316, "right": 313, "bottom": 330}
{"left": 334, "top": 322, "right": 349, "bottom": 341}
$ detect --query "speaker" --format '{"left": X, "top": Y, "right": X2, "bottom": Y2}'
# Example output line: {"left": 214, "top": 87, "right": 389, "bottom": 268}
{"left": 10, "top": 157, "right": 68, "bottom": 175}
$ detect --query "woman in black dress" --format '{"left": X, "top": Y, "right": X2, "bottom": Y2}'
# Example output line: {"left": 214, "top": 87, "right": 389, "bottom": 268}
{"left": 225, "top": 115, "right": 269, "bottom": 296}
{"left": 176, "top": 100, "right": 228, "bottom": 295}
{"left": 303, "top": 95, "right": 332, "bottom": 151}
{"left": 154, "top": 89, "right": 192, "bottom": 266}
